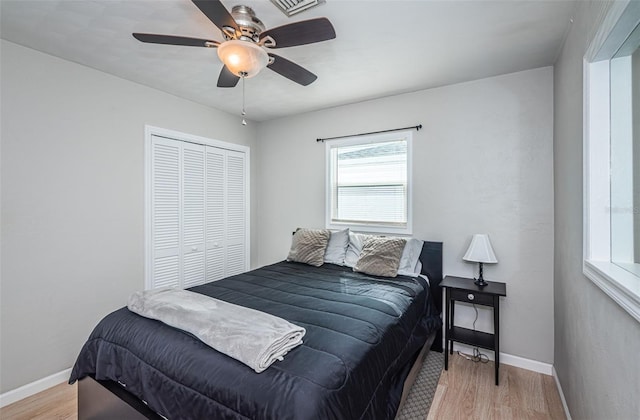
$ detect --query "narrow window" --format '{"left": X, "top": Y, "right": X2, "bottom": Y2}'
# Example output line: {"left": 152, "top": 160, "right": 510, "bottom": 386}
{"left": 584, "top": 2, "right": 640, "bottom": 322}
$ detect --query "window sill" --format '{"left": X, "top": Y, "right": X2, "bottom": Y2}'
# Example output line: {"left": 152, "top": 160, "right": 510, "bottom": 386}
{"left": 584, "top": 260, "right": 640, "bottom": 323}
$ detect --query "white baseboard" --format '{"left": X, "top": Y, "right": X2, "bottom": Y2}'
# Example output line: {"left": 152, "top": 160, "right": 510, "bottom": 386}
{"left": 451, "top": 343, "right": 553, "bottom": 375}
{"left": 500, "top": 352, "right": 553, "bottom": 375}
{"left": 552, "top": 365, "right": 572, "bottom": 420}
{"left": 0, "top": 368, "right": 72, "bottom": 408}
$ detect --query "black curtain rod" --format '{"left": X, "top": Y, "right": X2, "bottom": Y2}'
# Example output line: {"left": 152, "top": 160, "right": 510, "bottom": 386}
{"left": 316, "top": 124, "right": 422, "bottom": 142}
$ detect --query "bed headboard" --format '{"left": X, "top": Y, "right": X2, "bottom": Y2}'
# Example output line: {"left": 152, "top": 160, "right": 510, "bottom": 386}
{"left": 419, "top": 240, "right": 443, "bottom": 352}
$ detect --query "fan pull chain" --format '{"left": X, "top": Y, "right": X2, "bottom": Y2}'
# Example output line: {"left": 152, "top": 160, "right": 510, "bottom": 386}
{"left": 241, "top": 72, "right": 247, "bottom": 126}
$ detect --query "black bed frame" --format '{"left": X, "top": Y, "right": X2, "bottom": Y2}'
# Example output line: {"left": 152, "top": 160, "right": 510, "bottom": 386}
{"left": 420, "top": 241, "right": 444, "bottom": 352}
{"left": 77, "top": 240, "right": 443, "bottom": 419}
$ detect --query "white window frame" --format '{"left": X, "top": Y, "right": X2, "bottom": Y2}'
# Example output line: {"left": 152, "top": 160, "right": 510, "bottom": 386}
{"left": 325, "top": 130, "right": 413, "bottom": 235}
{"left": 584, "top": 0, "right": 640, "bottom": 323}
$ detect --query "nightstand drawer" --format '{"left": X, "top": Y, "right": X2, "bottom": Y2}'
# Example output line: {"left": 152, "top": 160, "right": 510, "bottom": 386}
{"left": 450, "top": 289, "right": 494, "bottom": 306}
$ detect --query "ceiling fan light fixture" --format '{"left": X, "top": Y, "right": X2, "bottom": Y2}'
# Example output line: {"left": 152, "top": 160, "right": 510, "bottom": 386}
{"left": 217, "top": 40, "right": 268, "bottom": 78}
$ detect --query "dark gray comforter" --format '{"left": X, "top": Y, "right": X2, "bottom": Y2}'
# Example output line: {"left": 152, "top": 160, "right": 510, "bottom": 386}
{"left": 70, "top": 261, "right": 441, "bottom": 420}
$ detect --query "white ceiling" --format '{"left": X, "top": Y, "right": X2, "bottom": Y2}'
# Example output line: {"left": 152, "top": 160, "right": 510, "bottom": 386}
{"left": 1, "top": 0, "right": 576, "bottom": 121}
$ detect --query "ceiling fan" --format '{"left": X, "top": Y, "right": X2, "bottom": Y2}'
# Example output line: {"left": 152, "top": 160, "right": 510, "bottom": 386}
{"left": 133, "top": 0, "right": 336, "bottom": 88}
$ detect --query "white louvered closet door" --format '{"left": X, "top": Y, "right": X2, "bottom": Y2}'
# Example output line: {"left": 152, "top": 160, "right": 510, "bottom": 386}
{"left": 226, "top": 150, "right": 246, "bottom": 276}
{"left": 205, "top": 147, "right": 226, "bottom": 282}
{"left": 182, "top": 142, "right": 206, "bottom": 288}
{"left": 150, "top": 136, "right": 181, "bottom": 288}
{"left": 148, "top": 134, "right": 248, "bottom": 290}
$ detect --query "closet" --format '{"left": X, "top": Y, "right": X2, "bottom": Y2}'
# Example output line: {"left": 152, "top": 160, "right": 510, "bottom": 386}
{"left": 146, "top": 131, "right": 248, "bottom": 290}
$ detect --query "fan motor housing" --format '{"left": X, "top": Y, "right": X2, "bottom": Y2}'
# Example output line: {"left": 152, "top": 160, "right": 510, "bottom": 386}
{"left": 226, "top": 5, "right": 265, "bottom": 42}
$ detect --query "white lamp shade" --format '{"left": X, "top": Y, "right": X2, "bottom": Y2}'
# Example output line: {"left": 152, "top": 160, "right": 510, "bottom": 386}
{"left": 463, "top": 234, "right": 498, "bottom": 264}
{"left": 217, "top": 40, "right": 269, "bottom": 78}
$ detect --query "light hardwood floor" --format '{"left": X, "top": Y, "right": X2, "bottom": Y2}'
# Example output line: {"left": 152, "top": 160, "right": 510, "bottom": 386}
{"left": 1, "top": 353, "right": 565, "bottom": 420}
{"left": 428, "top": 353, "right": 566, "bottom": 419}
{"left": 1, "top": 382, "right": 76, "bottom": 420}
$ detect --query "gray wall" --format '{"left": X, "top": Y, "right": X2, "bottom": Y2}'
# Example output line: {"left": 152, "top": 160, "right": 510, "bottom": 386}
{"left": 553, "top": 1, "right": 640, "bottom": 419}
{"left": 254, "top": 67, "right": 555, "bottom": 364}
{"left": 0, "top": 40, "right": 258, "bottom": 393}
{"left": 634, "top": 49, "right": 640, "bottom": 262}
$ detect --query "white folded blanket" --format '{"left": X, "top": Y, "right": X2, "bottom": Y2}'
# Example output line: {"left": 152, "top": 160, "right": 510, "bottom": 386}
{"left": 127, "top": 288, "right": 306, "bottom": 373}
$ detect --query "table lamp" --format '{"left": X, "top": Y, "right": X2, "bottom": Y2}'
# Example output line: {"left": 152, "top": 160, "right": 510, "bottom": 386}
{"left": 463, "top": 234, "right": 498, "bottom": 287}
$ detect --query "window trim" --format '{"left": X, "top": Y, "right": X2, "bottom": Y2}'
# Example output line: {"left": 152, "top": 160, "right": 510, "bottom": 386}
{"left": 583, "top": 0, "right": 640, "bottom": 323}
{"left": 325, "top": 130, "right": 413, "bottom": 235}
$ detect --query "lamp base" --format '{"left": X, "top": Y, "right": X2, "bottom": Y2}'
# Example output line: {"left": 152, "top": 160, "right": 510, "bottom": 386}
{"left": 474, "top": 278, "right": 488, "bottom": 287}
{"left": 474, "top": 262, "right": 488, "bottom": 287}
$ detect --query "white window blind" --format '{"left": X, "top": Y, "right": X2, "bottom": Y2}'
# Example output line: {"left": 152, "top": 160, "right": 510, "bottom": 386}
{"left": 326, "top": 131, "right": 412, "bottom": 234}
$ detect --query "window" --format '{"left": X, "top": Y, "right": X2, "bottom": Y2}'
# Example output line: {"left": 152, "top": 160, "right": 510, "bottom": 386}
{"left": 610, "top": 31, "right": 640, "bottom": 276}
{"left": 584, "top": 1, "right": 640, "bottom": 322}
{"left": 325, "top": 131, "right": 412, "bottom": 234}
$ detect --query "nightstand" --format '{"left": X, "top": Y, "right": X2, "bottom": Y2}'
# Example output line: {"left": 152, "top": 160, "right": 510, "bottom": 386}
{"left": 441, "top": 275, "right": 507, "bottom": 385}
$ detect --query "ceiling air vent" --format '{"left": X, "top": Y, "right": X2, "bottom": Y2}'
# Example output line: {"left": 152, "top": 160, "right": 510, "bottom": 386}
{"left": 270, "top": 0, "right": 326, "bottom": 17}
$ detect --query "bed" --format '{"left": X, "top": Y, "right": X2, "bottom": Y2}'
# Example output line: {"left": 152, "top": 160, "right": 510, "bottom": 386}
{"left": 70, "top": 240, "right": 443, "bottom": 420}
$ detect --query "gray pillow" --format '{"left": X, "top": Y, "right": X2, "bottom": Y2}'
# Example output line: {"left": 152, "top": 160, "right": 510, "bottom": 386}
{"left": 324, "top": 228, "right": 350, "bottom": 265}
{"left": 354, "top": 237, "right": 407, "bottom": 277}
{"left": 287, "top": 228, "right": 331, "bottom": 267}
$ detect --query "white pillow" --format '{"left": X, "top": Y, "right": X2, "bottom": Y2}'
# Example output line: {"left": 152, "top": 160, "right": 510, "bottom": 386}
{"left": 324, "top": 228, "right": 350, "bottom": 265}
{"left": 415, "top": 260, "right": 423, "bottom": 277}
{"left": 344, "top": 232, "right": 373, "bottom": 268}
{"left": 397, "top": 238, "right": 424, "bottom": 277}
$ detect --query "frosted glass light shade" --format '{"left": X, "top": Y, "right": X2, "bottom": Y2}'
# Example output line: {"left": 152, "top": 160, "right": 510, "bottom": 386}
{"left": 463, "top": 234, "right": 498, "bottom": 264}
{"left": 217, "top": 40, "right": 269, "bottom": 78}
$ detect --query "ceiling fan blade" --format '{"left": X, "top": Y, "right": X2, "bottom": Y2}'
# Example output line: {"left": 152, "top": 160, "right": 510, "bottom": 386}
{"left": 217, "top": 65, "right": 240, "bottom": 88}
{"left": 133, "top": 33, "right": 219, "bottom": 48}
{"left": 267, "top": 54, "right": 317, "bottom": 86}
{"left": 192, "top": 0, "right": 238, "bottom": 36}
{"left": 260, "top": 18, "right": 336, "bottom": 49}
